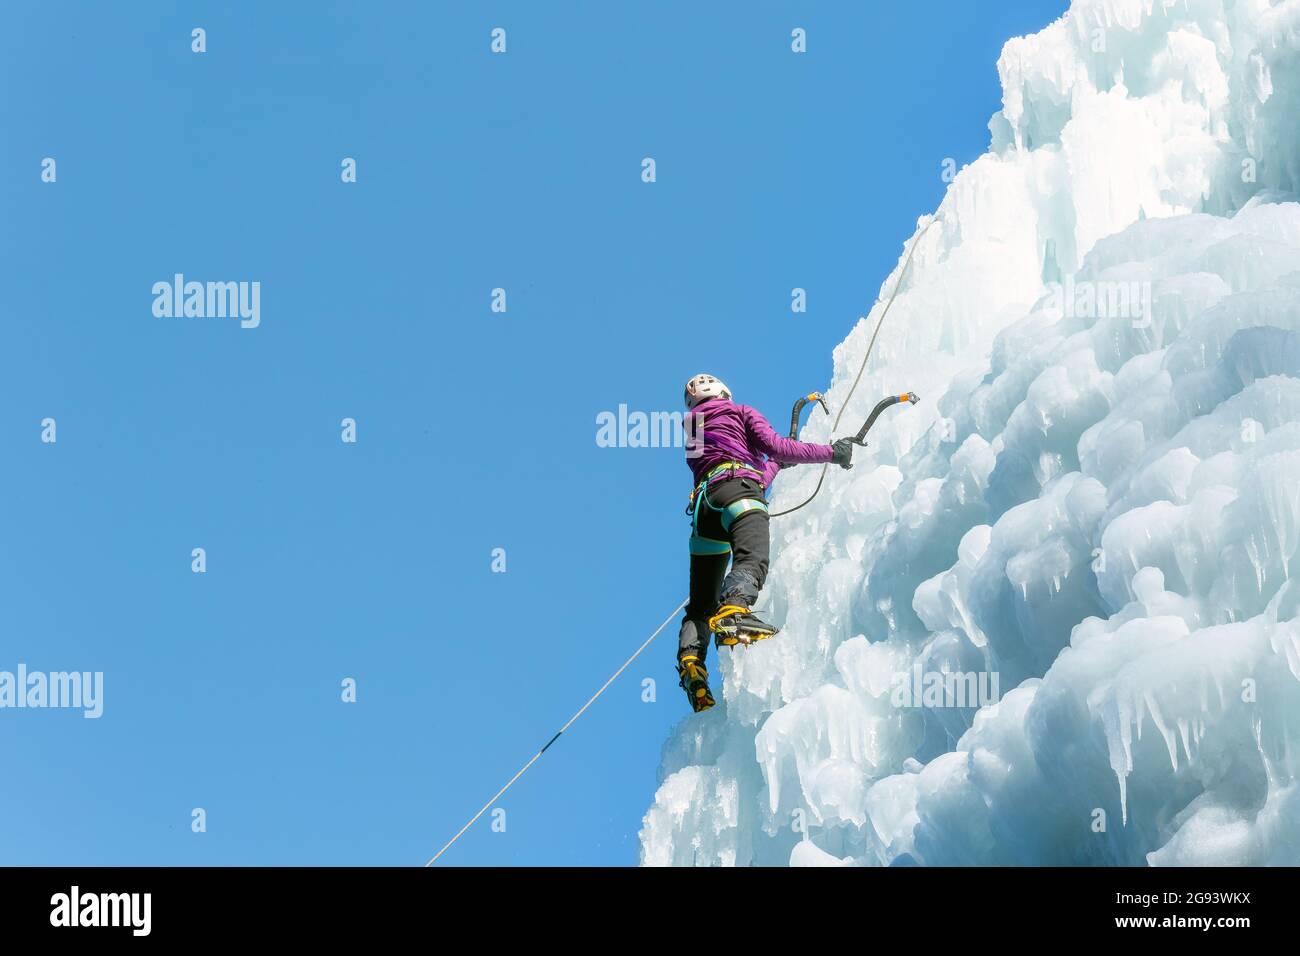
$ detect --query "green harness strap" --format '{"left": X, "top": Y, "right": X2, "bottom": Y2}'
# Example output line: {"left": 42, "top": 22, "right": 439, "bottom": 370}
{"left": 703, "top": 461, "right": 757, "bottom": 483}
{"left": 720, "top": 496, "right": 768, "bottom": 532}
{"left": 689, "top": 473, "right": 770, "bottom": 556}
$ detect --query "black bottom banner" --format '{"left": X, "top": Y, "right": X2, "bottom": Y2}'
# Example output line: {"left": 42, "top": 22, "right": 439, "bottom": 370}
{"left": 0, "top": 865, "right": 1279, "bottom": 942}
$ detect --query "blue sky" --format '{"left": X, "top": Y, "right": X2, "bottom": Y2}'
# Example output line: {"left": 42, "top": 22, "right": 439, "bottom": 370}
{"left": 0, "top": 1, "right": 1066, "bottom": 865}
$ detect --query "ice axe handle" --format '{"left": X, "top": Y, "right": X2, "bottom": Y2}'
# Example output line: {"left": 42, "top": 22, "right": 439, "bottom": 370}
{"left": 788, "top": 391, "right": 829, "bottom": 440}
{"left": 850, "top": 392, "right": 919, "bottom": 445}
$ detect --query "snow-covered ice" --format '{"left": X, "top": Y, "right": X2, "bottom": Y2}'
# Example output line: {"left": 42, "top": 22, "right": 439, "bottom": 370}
{"left": 640, "top": 0, "right": 1300, "bottom": 866}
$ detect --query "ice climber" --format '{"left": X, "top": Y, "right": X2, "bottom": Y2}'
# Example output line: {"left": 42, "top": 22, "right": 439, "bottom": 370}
{"left": 677, "top": 373, "right": 855, "bottom": 712}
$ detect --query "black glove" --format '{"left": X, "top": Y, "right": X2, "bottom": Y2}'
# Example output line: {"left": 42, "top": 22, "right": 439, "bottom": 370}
{"left": 831, "top": 438, "right": 855, "bottom": 470}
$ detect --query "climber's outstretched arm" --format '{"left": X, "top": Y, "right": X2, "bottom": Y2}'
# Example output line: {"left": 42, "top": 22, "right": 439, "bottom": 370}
{"left": 742, "top": 405, "right": 835, "bottom": 466}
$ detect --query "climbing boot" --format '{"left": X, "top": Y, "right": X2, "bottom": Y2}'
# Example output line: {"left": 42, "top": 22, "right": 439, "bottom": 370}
{"left": 709, "top": 604, "right": 780, "bottom": 648}
{"left": 677, "top": 656, "right": 715, "bottom": 713}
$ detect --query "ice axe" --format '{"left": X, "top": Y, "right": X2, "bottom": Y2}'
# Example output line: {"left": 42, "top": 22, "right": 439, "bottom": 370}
{"left": 846, "top": 392, "right": 920, "bottom": 446}
{"left": 788, "top": 391, "right": 830, "bottom": 439}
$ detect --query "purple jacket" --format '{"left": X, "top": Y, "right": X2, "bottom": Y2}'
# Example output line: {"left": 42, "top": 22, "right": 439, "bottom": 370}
{"left": 685, "top": 398, "right": 835, "bottom": 490}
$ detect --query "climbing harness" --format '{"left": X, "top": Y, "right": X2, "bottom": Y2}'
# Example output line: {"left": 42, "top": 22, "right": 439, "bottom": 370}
{"left": 688, "top": 479, "right": 769, "bottom": 556}
{"left": 683, "top": 460, "right": 763, "bottom": 520}
{"left": 427, "top": 217, "right": 938, "bottom": 865}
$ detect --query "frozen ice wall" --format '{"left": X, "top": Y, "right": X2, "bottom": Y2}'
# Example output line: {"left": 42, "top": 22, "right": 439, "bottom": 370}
{"left": 641, "top": 0, "right": 1300, "bottom": 866}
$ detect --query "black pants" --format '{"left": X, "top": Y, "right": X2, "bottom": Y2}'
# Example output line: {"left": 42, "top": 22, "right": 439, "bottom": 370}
{"left": 678, "top": 477, "right": 771, "bottom": 665}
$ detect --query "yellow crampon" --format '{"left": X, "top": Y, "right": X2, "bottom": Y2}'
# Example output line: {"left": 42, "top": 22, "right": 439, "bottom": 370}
{"left": 677, "top": 655, "right": 715, "bottom": 712}
{"left": 708, "top": 604, "right": 749, "bottom": 632}
{"left": 708, "top": 604, "right": 777, "bottom": 648}
{"left": 715, "top": 631, "right": 774, "bottom": 648}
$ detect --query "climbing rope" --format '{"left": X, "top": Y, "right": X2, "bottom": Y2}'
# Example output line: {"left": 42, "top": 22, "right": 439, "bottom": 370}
{"left": 425, "top": 598, "right": 687, "bottom": 866}
{"left": 426, "top": 216, "right": 938, "bottom": 865}
{"left": 771, "top": 215, "right": 936, "bottom": 517}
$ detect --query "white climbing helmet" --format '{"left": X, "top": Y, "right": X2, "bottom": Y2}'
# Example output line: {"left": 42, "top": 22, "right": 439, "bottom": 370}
{"left": 684, "top": 373, "right": 731, "bottom": 409}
